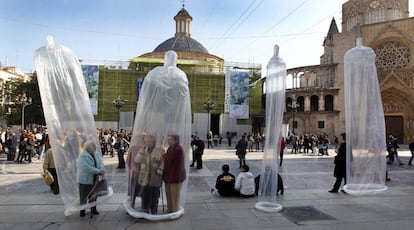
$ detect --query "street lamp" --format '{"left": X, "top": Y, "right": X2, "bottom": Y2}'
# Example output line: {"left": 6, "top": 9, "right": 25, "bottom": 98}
{"left": 112, "top": 95, "right": 127, "bottom": 130}
{"left": 20, "top": 94, "right": 32, "bottom": 130}
{"left": 288, "top": 102, "right": 299, "bottom": 134}
{"left": 204, "top": 98, "right": 215, "bottom": 136}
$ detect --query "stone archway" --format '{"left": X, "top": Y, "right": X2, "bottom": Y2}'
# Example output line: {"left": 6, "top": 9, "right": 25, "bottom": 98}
{"left": 382, "top": 83, "right": 414, "bottom": 144}
{"left": 385, "top": 116, "right": 404, "bottom": 143}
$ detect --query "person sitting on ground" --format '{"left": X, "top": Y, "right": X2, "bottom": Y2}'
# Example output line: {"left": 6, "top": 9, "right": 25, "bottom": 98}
{"left": 211, "top": 164, "right": 236, "bottom": 197}
{"left": 234, "top": 164, "right": 255, "bottom": 198}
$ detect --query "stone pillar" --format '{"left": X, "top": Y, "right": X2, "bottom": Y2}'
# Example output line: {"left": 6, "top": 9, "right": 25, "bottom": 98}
{"left": 304, "top": 95, "right": 310, "bottom": 112}
{"left": 319, "top": 93, "right": 325, "bottom": 111}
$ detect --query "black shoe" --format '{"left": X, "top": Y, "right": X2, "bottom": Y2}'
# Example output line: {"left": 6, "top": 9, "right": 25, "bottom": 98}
{"left": 91, "top": 209, "right": 99, "bottom": 215}
{"left": 328, "top": 189, "right": 338, "bottom": 193}
{"left": 189, "top": 163, "right": 194, "bottom": 167}
{"left": 340, "top": 189, "right": 347, "bottom": 194}
{"left": 80, "top": 210, "right": 85, "bottom": 217}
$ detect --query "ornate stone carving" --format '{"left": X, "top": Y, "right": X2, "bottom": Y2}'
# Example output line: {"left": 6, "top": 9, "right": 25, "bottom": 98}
{"left": 374, "top": 41, "right": 410, "bottom": 70}
{"left": 383, "top": 101, "right": 403, "bottom": 113}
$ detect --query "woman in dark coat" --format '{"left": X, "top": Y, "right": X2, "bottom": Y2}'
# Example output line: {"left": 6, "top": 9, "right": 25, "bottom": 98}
{"left": 329, "top": 133, "right": 346, "bottom": 193}
{"left": 163, "top": 134, "right": 186, "bottom": 213}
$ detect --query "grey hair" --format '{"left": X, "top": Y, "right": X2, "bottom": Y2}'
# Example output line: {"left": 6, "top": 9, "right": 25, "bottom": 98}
{"left": 83, "top": 140, "right": 97, "bottom": 153}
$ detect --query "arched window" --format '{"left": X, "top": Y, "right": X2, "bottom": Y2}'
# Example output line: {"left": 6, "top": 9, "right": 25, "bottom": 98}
{"left": 310, "top": 95, "right": 319, "bottom": 112}
{"left": 365, "top": 1, "right": 385, "bottom": 24}
{"left": 391, "top": 1, "right": 403, "bottom": 19}
{"left": 325, "top": 95, "right": 334, "bottom": 111}
{"left": 297, "top": 96, "right": 305, "bottom": 112}
{"left": 346, "top": 7, "right": 358, "bottom": 32}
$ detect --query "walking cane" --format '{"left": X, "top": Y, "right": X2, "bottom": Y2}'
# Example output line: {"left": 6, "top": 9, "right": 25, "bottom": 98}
{"left": 160, "top": 182, "right": 165, "bottom": 213}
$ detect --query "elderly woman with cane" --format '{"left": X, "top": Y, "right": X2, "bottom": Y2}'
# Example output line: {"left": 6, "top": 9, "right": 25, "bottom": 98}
{"left": 76, "top": 140, "right": 105, "bottom": 217}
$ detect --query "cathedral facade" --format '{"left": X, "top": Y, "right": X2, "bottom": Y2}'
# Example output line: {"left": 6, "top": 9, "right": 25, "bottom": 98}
{"left": 285, "top": 0, "right": 414, "bottom": 143}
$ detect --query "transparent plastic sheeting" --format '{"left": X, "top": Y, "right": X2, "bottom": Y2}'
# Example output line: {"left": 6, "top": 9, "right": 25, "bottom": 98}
{"left": 124, "top": 51, "right": 191, "bottom": 220}
{"left": 343, "top": 38, "right": 387, "bottom": 194}
{"left": 255, "top": 45, "right": 285, "bottom": 212}
{"left": 34, "top": 36, "right": 113, "bottom": 216}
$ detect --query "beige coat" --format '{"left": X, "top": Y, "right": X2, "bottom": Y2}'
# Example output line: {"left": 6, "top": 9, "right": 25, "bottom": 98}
{"left": 134, "top": 146, "right": 164, "bottom": 187}
{"left": 43, "top": 149, "right": 55, "bottom": 171}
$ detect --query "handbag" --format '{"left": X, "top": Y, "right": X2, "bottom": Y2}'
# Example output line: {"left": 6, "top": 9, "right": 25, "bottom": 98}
{"left": 87, "top": 175, "right": 108, "bottom": 202}
{"left": 43, "top": 170, "right": 54, "bottom": 186}
{"left": 95, "top": 176, "right": 108, "bottom": 197}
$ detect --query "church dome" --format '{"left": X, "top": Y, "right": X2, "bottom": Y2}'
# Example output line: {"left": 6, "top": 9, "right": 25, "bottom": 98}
{"left": 153, "top": 35, "right": 209, "bottom": 54}
{"left": 152, "top": 6, "right": 209, "bottom": 54}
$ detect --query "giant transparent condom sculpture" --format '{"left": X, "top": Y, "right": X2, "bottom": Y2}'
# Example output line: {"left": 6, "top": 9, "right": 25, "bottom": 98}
{"left": 34, "top": 36, "right": 113, "bottom": 215}
{"left": 124, "top": 50, "right": 191, "bottom": 220}
{"left": 343, "top": 38, "right": 387, "bottom": 194}
{"left": 255, "top": 45, "right": 285, "bottom": 212}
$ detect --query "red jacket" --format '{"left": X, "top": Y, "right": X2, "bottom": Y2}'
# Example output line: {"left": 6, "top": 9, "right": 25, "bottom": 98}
{"left": 280, "top": 138, "right": 286, "bottom": 151}
{"left": 163, "top": 144, "right": 186, "bottom": 184}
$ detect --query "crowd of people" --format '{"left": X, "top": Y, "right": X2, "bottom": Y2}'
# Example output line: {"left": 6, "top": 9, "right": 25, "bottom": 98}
{"left": 0, "top": 127, "right": 48, "bottom": 164}
{"left": 288, "top": 133, "right": 334, "bottom": 155}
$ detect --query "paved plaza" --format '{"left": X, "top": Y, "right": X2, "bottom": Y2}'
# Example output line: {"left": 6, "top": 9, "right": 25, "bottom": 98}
{"left": 0, "top": 145, "right": 413, "bottom": 230}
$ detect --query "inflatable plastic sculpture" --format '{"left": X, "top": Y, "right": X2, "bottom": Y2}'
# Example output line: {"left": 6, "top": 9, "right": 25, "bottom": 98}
{"left": 343, "top": 38, "right": 388, "bottom": 194}
{"left": 255, "top": 45, "right": 285, "bottom": 212}
{"left": 124, "top": 50, "right": 191, "bottom": 220}
{"left": 34, "top": 36, "right": 113, "bottom": 216}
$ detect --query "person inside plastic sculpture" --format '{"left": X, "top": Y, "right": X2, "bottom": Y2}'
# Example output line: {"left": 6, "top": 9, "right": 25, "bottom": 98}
{"left": 163, "top": 134, "right": 186, "bottom": 213}
{"left": 329, "top": 133, "right": 346, "bottom": 193}
{"left": 76, "top": 140, "right": 105, "bottom": 217}
{"left": 126, "top": 133, "right": 145, "bottom": 209}
{"left": 134, "top": 134, "right": 164, "bottom": 214}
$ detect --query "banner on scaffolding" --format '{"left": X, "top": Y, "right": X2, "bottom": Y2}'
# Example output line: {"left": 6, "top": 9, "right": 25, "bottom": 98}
{"left": 229, "top": 70, "right": 249, "bottom": 119}
{"left": 81, "top": 65, "right": 99, "bottom": 115}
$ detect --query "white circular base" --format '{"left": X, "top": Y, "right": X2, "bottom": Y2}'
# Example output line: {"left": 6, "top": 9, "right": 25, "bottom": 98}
{"left": 64, "top": 186, "right": 114, "bottom": 216}
{"left": 255, "top": 201, "right": 283, "bottom": 212}
{"left": 344, "top": 184, "right": 387, "bottom": 195}
{"left": 123, "top": 199, "right": 184, "bottom": 221}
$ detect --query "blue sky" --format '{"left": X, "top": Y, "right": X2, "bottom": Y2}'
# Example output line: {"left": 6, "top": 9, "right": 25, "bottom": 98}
{"left": 1, "top": 0, "right": 413, "bottom": 73}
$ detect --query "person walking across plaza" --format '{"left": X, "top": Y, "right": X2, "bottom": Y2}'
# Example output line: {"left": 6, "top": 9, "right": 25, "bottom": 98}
{"left": 192, "top": 135, "right": 205, "bottom": 169}
{"left": 279, "top": 137, "right": 286, "bottom": 167}
{"left": 409, "top": 137, "right": 414, "bottom": 165}
{"left": 43, "top": 148, "right": 59, "bottom": 194}
{"left": 207, "top": 130, "right": 213, "bottom": 149}
{"left": 114, "top": 134, "right": 126, "bottom": 169}
{"left": 235, "top": 135, "right": 248, "bottom": 168}
{"left": 329, "top": 133, "right": 346, "bottom": 193}
{"left": 386, "top": 135, "right": 403, "bottom": 165}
